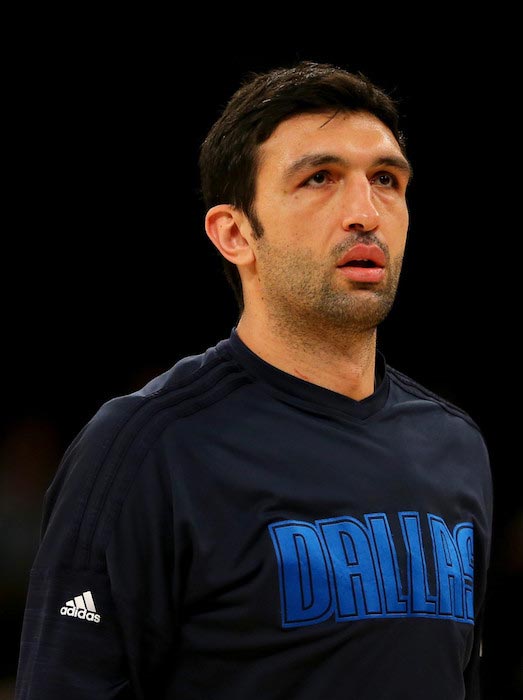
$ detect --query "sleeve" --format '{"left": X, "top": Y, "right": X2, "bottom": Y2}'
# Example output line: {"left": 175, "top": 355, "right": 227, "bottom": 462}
{"left": 14, "top": 399, "right": 178, "bottom": 700}
{"left": 463, "top": 432, "right": 494, "bottom": 700}
{"left": 463, "top": 602, "right": 486, "bottom": 699}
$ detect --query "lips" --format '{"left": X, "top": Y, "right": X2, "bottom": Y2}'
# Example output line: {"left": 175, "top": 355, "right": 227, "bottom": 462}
{"left": 337, "top": 244, "right": 386, "bottom": 268}
{"left": 336, "top": 243, "right": 386, "bottom": 284}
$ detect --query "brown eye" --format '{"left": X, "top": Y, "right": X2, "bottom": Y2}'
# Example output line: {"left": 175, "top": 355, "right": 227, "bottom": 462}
{"left": 304, "top": 170, "right": 331, "bottom": 187}
{"left": 371, "top": 172, "right": 397, "bottom": 187}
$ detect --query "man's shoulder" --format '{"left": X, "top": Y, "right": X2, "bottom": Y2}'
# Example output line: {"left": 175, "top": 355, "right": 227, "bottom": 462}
{"left": 86, "top": 335, "right": 245, "bottom": 440}
{"left": 37, "top": 336, "right": 249, "bottom": 556}
{"left": 385, "top": 363, "right": 483, "bottom": 435}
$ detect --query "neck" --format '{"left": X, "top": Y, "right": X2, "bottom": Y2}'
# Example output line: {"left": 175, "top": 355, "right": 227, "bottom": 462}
{"left": 236, "top": 314, "right": 377, "bottom": 401}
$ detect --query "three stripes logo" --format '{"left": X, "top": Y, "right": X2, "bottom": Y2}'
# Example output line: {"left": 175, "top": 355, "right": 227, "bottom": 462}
{"left": 60, "top": 590, "right": 101, "bottom": 623}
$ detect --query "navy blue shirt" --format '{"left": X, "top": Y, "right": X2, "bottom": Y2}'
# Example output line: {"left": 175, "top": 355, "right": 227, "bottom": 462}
{"left": 15, "top": 329, "right": 493, "bottom": 699}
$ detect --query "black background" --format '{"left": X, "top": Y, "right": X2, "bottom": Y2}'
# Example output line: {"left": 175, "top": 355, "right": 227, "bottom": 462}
{"left": 2, "top": 15, "right": 520, "bottom": 698}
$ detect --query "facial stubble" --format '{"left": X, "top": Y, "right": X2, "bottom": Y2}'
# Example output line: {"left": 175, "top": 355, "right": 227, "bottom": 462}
{"left": 252, "top": 225, "right": 405, "bottom": 342}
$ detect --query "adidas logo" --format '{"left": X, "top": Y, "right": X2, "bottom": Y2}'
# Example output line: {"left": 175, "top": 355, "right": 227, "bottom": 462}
{"left": 60, "top": 590, "right": 101, "bottom": 623}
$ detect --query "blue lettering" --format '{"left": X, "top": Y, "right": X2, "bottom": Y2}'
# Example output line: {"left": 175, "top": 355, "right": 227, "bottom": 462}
{"left": 366, "top": 513, "right": 407, "bottom": 614}
{"left": 455, "top": 523, "right": 474, "bottom": 622}
{"left": 269, "top": 511, "right": 474, "bottom": 629}
{"left": 429, "top": 516, "right": 465, "bottom": 619}
{"left": 319, "top": 517, "right": 382, "bottom": 619}
{"left": 269, "top": 521, "right": 332, "bottom": 627}
{"left": 400, "top": 512, "right": 437, "bottom": 615}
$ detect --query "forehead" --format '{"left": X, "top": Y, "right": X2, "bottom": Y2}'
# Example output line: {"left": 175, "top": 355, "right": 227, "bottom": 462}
{"left": 258, "top": 111, "right": 403, "bottom": 170}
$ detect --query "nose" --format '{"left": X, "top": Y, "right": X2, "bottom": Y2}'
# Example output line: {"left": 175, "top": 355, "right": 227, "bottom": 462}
{"left": 341, "top": 177, "right": 380, "bottom": 233}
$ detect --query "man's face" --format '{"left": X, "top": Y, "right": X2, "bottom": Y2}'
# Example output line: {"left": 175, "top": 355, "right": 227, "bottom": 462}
{"left": 248, "top": 110, "right": 411, "bottom": 333}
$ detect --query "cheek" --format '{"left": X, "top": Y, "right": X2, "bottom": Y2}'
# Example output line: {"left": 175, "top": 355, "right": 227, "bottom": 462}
{"left": 386, "top": 206, "right": 409, "bottom": 251}
{"left": 256, "top": 199, "right": 313, "bottom": 247}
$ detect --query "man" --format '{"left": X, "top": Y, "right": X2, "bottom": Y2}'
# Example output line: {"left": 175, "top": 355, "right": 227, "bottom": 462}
{"left": 15, "top": 61, "right": 493, "bottom": 699}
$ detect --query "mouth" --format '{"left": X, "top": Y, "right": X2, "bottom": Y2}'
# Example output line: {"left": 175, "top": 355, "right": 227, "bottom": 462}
{"left": 340, "top": 259, "right": 380, "bottom": 268}
{"left": 336, "top": 244, "right": 386, "bottom": 284}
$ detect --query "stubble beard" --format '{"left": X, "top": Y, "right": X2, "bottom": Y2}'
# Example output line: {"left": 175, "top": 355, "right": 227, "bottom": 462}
{"left": 251, "top": 219, "right": 404, "bottom": 346}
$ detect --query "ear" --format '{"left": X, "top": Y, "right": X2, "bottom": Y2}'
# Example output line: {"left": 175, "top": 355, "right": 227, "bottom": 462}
{"left": 205, "top": 205, "right": 256, "bottom": 267}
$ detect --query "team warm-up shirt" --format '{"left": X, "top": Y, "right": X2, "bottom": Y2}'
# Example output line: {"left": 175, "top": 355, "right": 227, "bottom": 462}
{"left": 15, "top": 328, "right": 493, "bottom": 699}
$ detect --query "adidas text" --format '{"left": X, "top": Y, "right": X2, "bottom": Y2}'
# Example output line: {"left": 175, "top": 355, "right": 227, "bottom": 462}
{"left": 60, "top": 590, "right": 101, "bottom": 623}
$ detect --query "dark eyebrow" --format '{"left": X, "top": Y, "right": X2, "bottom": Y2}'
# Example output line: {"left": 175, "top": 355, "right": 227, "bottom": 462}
{"left": 373, "top": 156, "right": 413, "bottom": 180}
{"left": 283, "top": 152, "right": 413, "bottom": 181}
{"left": 284, "top": 154, "right": 348, "bottom": 180}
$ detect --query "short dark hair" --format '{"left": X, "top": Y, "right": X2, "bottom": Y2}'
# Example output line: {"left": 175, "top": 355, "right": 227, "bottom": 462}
{"left": 199, "top": 60, "right": 407, "bottom": 312}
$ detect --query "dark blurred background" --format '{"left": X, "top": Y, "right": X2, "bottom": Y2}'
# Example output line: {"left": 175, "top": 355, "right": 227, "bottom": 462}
{"left": 2, "top": 15, "right": 521, "bottom": 699}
